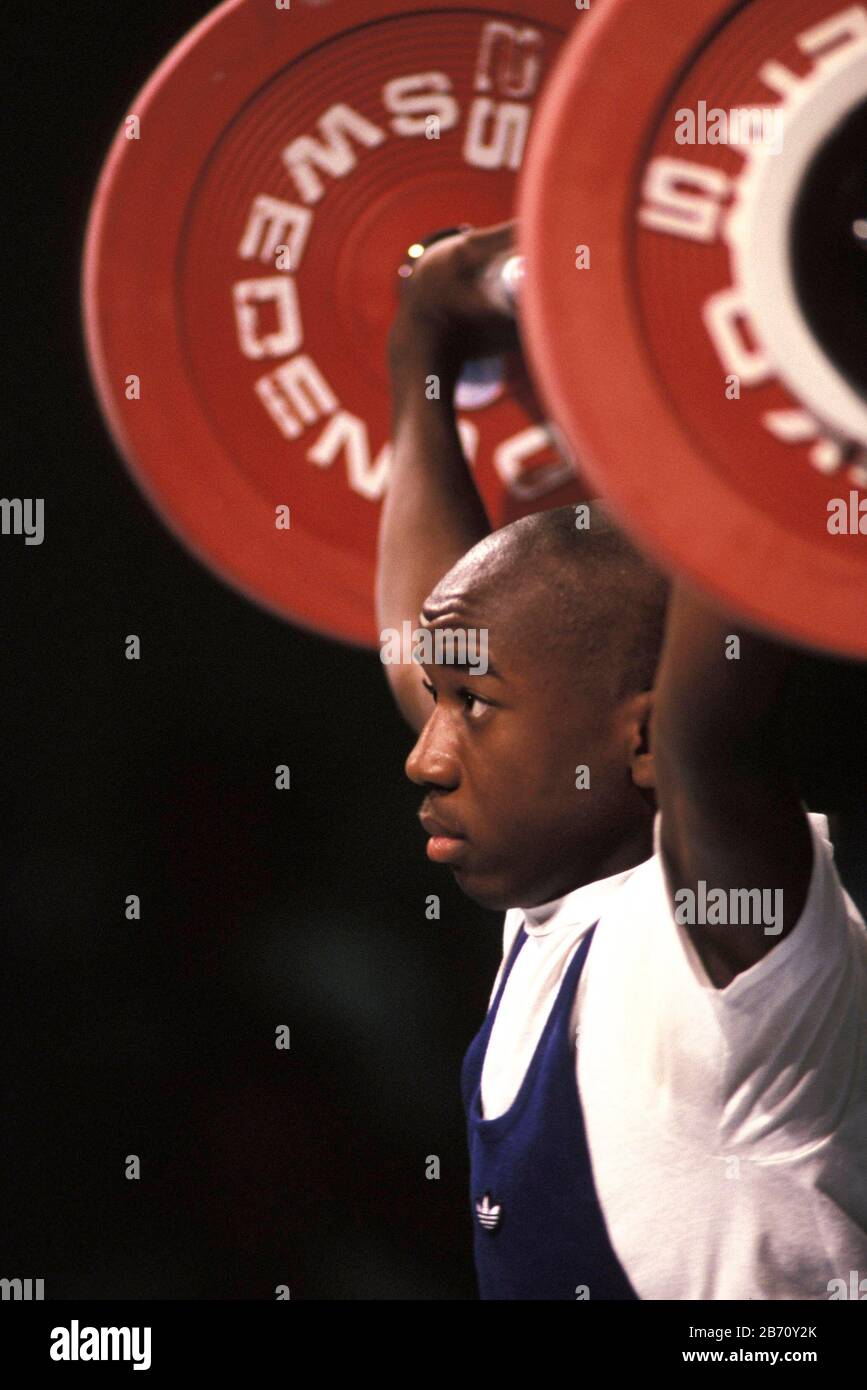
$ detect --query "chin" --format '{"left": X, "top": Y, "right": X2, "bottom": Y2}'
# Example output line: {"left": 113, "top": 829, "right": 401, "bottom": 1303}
{"left": 453, "top": 867, "right": 515, "bottom": 913}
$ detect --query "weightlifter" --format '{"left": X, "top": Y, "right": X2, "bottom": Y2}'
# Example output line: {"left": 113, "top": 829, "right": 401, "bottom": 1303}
{"left": 377, "top": 225, "right": 867, "bottom": 1301}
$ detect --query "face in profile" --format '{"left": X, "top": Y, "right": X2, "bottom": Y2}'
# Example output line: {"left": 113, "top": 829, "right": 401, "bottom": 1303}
{"left": 405, "top": 601, "right": 653, "bottom": 911}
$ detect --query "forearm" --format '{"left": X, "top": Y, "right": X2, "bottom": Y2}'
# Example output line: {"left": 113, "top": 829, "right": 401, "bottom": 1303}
{"left": 376, "top": 225, "right": 517, "bottom": 728}
{"left": 376, "top": 330, "right": 489, "bottom": 643}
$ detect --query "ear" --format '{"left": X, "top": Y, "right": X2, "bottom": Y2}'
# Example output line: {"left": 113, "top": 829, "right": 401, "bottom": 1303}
{"left": 625, "top": 690, "right": 656, "bottom": 792}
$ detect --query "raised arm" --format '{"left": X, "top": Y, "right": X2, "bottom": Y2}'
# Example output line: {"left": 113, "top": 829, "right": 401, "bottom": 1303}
{"left": 651, "top": 582, "right": 813, "bottom": 988}
{"left": 377, "top": 225, "right": 519, "bottom": 731}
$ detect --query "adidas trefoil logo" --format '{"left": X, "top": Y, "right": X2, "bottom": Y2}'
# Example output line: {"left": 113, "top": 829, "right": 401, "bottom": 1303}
{"left": 475, "top": 1193, "right": 502, "bottom": 1231}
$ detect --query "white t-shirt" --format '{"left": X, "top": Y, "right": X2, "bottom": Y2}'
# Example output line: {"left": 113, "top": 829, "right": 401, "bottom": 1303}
{"left": 481, "top": 812, "right": 867, "bottom": 1300}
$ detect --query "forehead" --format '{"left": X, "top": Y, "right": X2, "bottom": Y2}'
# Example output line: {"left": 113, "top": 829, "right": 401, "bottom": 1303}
{"left": 421, "top": 563, "right": 559, "bottom": 671}
{"left": 421, "top": 549, "right": 510, "bottom": 630}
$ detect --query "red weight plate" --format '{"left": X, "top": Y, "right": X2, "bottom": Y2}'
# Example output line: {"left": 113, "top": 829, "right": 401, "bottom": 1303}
{"left": 83, "top": 0, "right": 583, "bottom": 647}
{"left": 519, "top": 0, "right": 867, "bottom": 658}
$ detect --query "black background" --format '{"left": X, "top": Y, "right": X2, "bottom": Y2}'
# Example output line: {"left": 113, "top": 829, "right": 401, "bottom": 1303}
{"left": 4, "top": 0, "right": 499, "bottom": 1299}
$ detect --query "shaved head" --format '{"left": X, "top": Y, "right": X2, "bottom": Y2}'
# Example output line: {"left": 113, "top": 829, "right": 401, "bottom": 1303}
{"left": 425, "top": 503, "right": 670, "bottom": 702}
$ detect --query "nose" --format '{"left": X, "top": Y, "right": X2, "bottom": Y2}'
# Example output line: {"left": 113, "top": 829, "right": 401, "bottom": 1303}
{"left": 405, "top": 711, "right": 460, "bottom": 790}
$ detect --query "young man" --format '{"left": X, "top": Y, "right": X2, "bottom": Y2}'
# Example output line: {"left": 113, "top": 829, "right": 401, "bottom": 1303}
{"left": 377, "top": 225, "right": 867, "bottom": 1300}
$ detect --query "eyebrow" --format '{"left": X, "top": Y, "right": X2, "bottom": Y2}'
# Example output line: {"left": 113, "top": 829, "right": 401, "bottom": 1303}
{"left": 455, "top": 661, "right": 503, "bottom": 680}
{"left": 416, "top": 609, "right": 501, "bottom": 679}
{"left": 418, "top": 658, "right": 504, "bottom": 681}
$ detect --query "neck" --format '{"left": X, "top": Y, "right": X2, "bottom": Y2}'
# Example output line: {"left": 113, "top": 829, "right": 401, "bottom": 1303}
{"left": 522, "top": 819, "right": 655, "bottom": 911}
{"left": 589, "top": 820, "right": 655, "bottom": 883}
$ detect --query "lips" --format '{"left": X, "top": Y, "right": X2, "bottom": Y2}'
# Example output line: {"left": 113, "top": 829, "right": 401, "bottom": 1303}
{"left": 419, "top": 809, "right": 465, "bottom": 840}
{"left": 419, "top": 808, "right": 467, "bottom": 866}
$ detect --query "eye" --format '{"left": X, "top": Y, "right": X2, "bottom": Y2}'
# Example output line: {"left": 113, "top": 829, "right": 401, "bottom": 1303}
{"left": 422, "top": 678, "right": 437, "bottom": 703}
{"left": 461, "top": 689, "right": 491, "bottom": 720}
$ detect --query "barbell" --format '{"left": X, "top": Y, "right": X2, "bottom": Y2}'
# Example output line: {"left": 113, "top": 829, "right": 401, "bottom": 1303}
{"left": 83, "top": 0, "right": 867, "bottom": 657}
